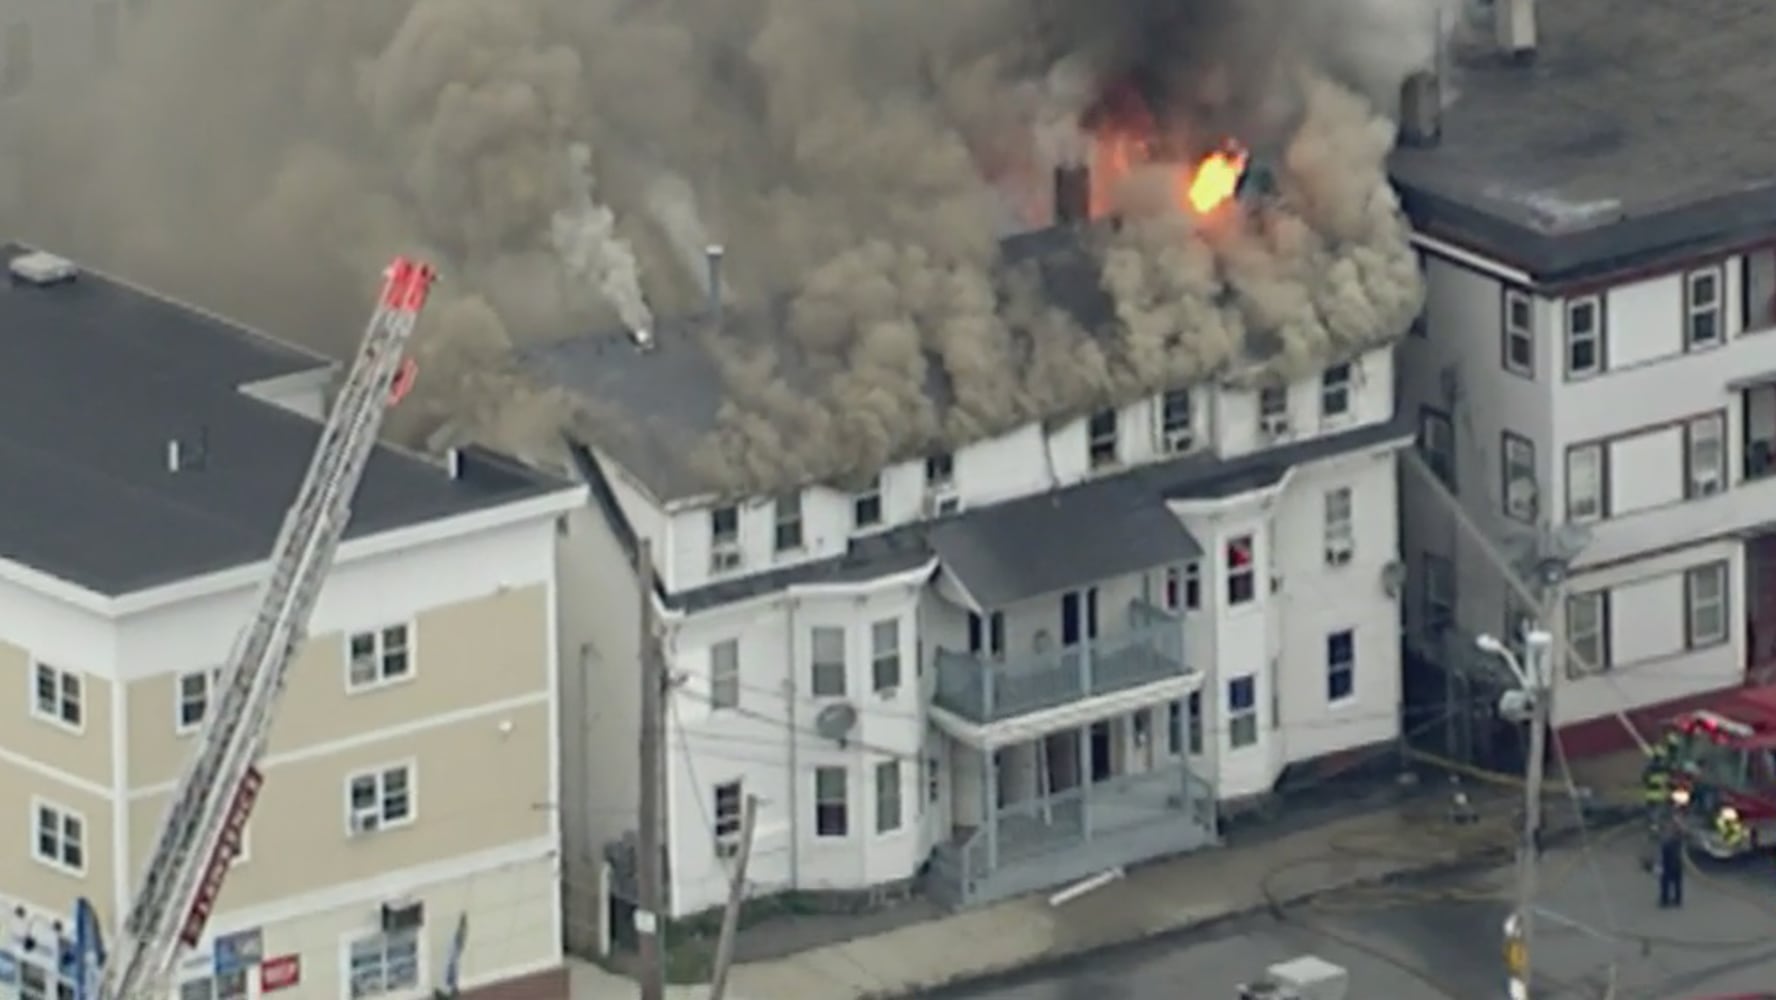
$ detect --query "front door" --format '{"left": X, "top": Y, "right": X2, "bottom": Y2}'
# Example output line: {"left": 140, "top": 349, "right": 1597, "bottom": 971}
{"left": 1061, "top": 588, "right": 1101, "bottom": 647}
{"left": 1090, "top": 721, "right": 1114, "bottom": 783}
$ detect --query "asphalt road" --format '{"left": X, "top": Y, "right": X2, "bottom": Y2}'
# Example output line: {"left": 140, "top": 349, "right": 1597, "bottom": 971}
{"left": 931, "top": 823, "right": 1776, "bottom": 1000}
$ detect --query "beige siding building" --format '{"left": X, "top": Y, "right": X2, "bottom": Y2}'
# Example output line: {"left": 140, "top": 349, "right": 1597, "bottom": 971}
{"left": 0, "top": 244, "right": 584, "bottom": 1000}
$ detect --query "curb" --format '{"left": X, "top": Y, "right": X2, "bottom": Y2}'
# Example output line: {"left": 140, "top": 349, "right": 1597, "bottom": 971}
{"left": 882, "top": 808, "right": 1637, "bottom": 999}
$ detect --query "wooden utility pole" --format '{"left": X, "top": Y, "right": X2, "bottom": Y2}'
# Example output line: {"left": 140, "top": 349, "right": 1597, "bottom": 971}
{"left": 706, "top": 795, "right": 760, "bottom": 1000}
{"left": 636, "top": 541, "right": 666, "bottom": 1000}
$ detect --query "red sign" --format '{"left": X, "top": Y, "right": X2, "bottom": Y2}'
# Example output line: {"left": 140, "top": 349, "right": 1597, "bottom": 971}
{"left": 260, "top": 955, "right": 300, "bottom": 993}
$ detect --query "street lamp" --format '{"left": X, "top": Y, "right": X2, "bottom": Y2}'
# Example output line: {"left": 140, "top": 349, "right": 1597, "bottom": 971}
{"left": 1477, "top": 627, "right": 1553, "bottom": 999}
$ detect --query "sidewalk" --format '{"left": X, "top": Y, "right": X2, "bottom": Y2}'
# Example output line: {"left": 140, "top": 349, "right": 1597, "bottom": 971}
{"left": 569, "top": 773, "right": 1574, "bottom": 1000}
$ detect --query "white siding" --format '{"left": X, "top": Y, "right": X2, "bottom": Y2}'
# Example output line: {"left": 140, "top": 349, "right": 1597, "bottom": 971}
{"left": 1606, "top": 426, "right": 1683, "bottom": 517}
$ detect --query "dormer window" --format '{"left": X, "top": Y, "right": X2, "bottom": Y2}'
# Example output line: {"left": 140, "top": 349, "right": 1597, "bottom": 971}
{"left": 1087, "top": 409, "right": 1119, "bottom": 469}
{"left": 1258, "top": 386, "right": 1290, "bottom": 438}
{"left": 853, "top": 476, "right": 883, "bottom": 529}
{"left": 773, "top": 493, "right": 803, "bottom": 552}
{"left": 925, "top": 452, "right": 954, "bottom": 490}
{"left": 710, "top": 505, "right": 741, "bottom": 573}
{"left": 1321, "top": 364, "right": 1352, "bottom": 419}
{"left": 1159, "top": 389, "right": 1193, "bottom": 452}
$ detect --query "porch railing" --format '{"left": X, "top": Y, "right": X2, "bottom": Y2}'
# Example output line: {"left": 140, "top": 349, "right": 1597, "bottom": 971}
{"left": 933, "top": 600, "right": 1187, "bottom": 723}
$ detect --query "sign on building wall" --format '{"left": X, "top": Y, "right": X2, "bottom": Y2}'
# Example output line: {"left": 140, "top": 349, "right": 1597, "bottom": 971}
{"left": 260, "top": 955, "right": 300, "bottom": 993}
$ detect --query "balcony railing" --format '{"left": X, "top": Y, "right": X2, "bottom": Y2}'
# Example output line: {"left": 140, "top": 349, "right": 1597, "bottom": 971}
{"left": 932, "top": 600, "right": 1187, "bottom": 723}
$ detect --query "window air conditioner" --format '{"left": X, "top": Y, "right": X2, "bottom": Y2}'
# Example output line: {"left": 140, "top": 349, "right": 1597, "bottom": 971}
{"left": 1164, "top": 428, "right": 1194, "bottom": 453}
{"left": 350, "top": 811, "right": 381, "bottom": 836}
{"left": 1260, "top": 414, "right": 1291, "bottom": 439}
{"left": 710, "top": 544, "right": 742, "bottom": 573}
{"left": 923, "top": 490, "right": 960, "bottom": 516}
{"left": 1326, "top": 540, "right": 1353, "bottom": 566}
{"left": 1694, "top": 472, "right": 1723, "bottom": 496}
{"left": 715, "top": 837, "right": 740, "bottom": 859}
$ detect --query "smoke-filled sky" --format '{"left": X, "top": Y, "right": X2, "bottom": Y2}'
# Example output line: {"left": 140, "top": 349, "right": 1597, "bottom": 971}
{"left": 1, "top": 0, "right": 1456, "bottom": 496}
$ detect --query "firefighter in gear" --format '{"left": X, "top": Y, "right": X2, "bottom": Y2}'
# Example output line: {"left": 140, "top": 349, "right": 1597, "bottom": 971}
{"left": 1715, "top": 806, "right": 1750, "bottom": 853}
{"left": 1658, "top": 811, "right": 1686, "bottom": 908}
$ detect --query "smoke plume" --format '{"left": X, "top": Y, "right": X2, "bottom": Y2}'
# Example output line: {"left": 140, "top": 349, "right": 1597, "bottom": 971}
{"left": 0, "top": 0, "right": 1453, "bottom": 494}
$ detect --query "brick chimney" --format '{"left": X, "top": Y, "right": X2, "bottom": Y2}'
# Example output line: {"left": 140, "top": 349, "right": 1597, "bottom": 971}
{"left": 1054, "top": 164, "right": 1090, "bottom": 226}
{"left": 1398, "top": 71, "right": 1441, "bottom": 148}
{"left": 1495, "top": 0, "right": 1536, "bottom": 63}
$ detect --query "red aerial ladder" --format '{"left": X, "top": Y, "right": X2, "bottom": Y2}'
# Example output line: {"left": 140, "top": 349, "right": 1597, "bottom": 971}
{"left": 100, "top": 258, "right": 438, "bottom": 999}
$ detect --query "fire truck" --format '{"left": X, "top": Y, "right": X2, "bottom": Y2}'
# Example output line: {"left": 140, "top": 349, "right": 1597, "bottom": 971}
{"left": 1661, "top": 688, "right": 1776, "bottom": 859}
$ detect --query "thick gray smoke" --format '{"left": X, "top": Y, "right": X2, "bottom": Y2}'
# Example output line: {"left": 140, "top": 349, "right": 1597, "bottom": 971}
{"left": 1, "top": 0, "right": 1454, "bottom": 494}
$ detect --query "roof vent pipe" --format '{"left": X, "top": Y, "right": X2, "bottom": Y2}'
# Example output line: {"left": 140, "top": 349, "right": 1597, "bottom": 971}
{"left": 1495, "top": 0, "right": 1536, "bottom": 63}
{"left": 1398, "top": 71, "right": 1441, "bottom": 148}
{"left": 706, "top": 244, "right": 724, "bottom": 327}
{"left": 166, "top": 438, "right": 183, "bottom": 473}
{"left": 446, "top": 447, "right": 462, "bottom": 480}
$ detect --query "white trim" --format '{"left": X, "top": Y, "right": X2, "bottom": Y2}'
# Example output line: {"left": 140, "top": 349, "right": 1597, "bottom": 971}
{"left": 1167, "top": 467, "right": 1296, "bottom": 518}
{"left": 543, "top": 564, "right": 565, "bottom": 956}
{"left": 344, "top": 621, "right": 419, "bottom": 695}
{"left": 1410, "top": 232, "right": 1536, "bottom": 286}
{"left": 338, "top": 920, "right": 428, "bottom": 1000}
{"left": 29, "top": 795, "right": 89, "bottom": 876}
{"left": 929, "top": 672, "right": 1206, "bottom": 750}
{"left": 343, "top": 758, "right": 420, "bottom": 837}
{"left": 0, "top": 744, "right": 113, "bottom": 800}
{"left": 656, "top": 557, "right": 939, "bottom": 623}
{"left": 110, "top": 676, "right": 132, "bottom": 928}
{"left": 27, "top": 658, "right": 86, "bottom": 734}
{"left": 128, "top": 692, "right": 549, "bottom": 800}
{"left": 173, "top": 668, "right": 215, "bottom": 736}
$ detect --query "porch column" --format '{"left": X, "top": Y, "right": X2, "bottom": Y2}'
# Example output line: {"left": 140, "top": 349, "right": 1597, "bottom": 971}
{"left": 1076, "top": 726, "right": 1092, "bottom": 839}
{"left": 983, "top": 747, "right": 999, "bottom": 871}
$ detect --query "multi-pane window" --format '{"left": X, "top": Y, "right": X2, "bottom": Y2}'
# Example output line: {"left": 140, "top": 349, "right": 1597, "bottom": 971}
{"left": 870, "top": 619, "right": 901, "bottom": 693}
{"left": 32, "top": 662, "right": 83, "bottom": 729}
{"left": 180, "top": 971, "right": 250, "bottom": 1000}
{"left": 710, "top": 503, "right": 740, "bottom": 565}
{"left": 1164, "top": 562, "right": 1202, "bottom": 611}
{"left": 1686, "top": 266, "right": 1724, "bottom": 349}
{"left": 710, "top": 639, "right": 740, "bottom": 709}
{"left": 814, "top": 766, "right": 848, "bottom": 837}
{"left": 1566, "top": 296, "right": 1602, "bottom": 377}
{"left": 1323, "top": 487, "right": 1354, "bottom": 565}
{"left": 1565, "top": 444, "right": 1605, "bottom": 522}
{"left": 810, "top": 626, "right": 846, "bottom": 697}
{"left": 875, "top": 760, "right": 902, "bottom": 833}
{"left": 1087, "top": 409, "right": 1119, "bottom": 468}
{"left": 853, "top": 476, "right": 883, "bottom": 529}
{"left": 347, "top": 625, "right": 412, "bottom": 689}
{"left": 1501, "top": 432, "right": 1538, "bottom": 523}
{"left": 1258, "top": 385, "right": 1289, "bottom": 431}
{"left": 713, "top": 780, "right": 743, "bottom": 854}
{"left": 1226, "top": 536, "right": 1256, "bottom": 606}
{"left": 1321, "top": 363, "right": 1353, "bottom": 419}
{"left": 1423, "top": 553, "right": 1455, "bottom": 630}
{"left": 1419, "top": 407, "right": 1456, "bottom": 489}
{"left": 347, "top": 764, "right": 414, "bottom": 832}
{"left": 176, "top": 669, "right": 221, "bottom": 733}
{"left": 1159, "top": 389, "right": 1193, "bottom": 451}
{"left": 1567, "top": 591, "right": 1609, "bottom": 674}
{"left": 1228, "top": 676, "right": 1258, "bottom": 748}
{"left": 347, "top": 928, "right": 421, "bottom": 999}
{"left": 926, "top": 452, "right": 955, "bottom": 489}
{"left": 1326, "top": 630, "right": 1355, "bottom": 702}
{"left": 33, "top": 801, "right": 84, "bottom": 873}
{"left": 1686, "top": 413, "right": 1726, "bottom": 498}
{"left": 1686, "top": 562, "right": 1729, "bottom": 649}
{"left": 774, "top": 493, "right": 803, "bottom": 551}
{"left": 1502, "top": 287, "right": 1535, "bottom": 377}
{"left": 1187, "top": 691, "right": 1204, "bottom": 754}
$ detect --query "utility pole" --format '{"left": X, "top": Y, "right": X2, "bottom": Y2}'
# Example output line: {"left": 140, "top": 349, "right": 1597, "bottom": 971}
{"left": 1506, "top": 628, "right": 1552, "bottom": 1000}
{"left": 707, "top": 795, "right": 760, "bottom": 1000}
{"left": 636, "top": 540, "right": 666, "bottom": 1000}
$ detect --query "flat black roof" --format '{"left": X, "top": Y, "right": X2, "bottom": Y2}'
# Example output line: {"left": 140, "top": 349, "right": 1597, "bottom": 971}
{"left": 0, "top": 244, "right": 572, "bottom": 597}
{"left": 1388, "top": 0, "right": 1776, "bottom": 282}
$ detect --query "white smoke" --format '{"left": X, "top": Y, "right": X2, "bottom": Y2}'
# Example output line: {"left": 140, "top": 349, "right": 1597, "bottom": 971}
{"left": 550, "top": 142, "right": 653, "bottom": 338}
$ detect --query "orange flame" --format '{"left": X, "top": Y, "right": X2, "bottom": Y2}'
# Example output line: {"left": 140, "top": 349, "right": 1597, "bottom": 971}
{"left": 1182, "top": 146, "right": 1249, "bottom": 214}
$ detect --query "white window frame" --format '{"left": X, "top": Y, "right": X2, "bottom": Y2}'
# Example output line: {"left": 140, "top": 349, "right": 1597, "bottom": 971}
{"left": 710, "top": 504, "right": 742, "bottom": 572}
{"left": 1501, "top": 431, "right": 1538, "bottom": 523}
{"left": 1565, "top": 443, "right": 1606, "bottom": 523}
{"left": 713, "top": 780, "right": 743, "bottom": 857}
{"left": 30, "top": 660, "right": 83, "bottom": 732}
{"left": 1685, "top": 413, "right": 1726, "bottom": 498}
{"left": 1502, "top": 287, "right": 1535, "bottom": 377}
{"left": 853, "top": 476, "right": 883, "bottom": 529}
{"left": 1567, "top": 590, "right": 1610, "bottom": 675}
{"left": 178, "top": 968, "right": 250, "bottom": 1000}
{"left": 1565, "top": 295, "right": 1603, "bottom": 378}
{"left": 810, "top": 626, "right": 847, "bottom": 697}
{"left": 814, "top": 766, "right": 849, "bottom": 838}
{"left": 709, "top": 639, "right": 740, "bottom": 710}
{"left": 345, "top": 624, "right": 415, "bottom": 692}
{"left": 1686, "top": 562, "right": 1730, "bottom": 649}
{"left": 875, "top": 759, "right": 902, "bottom": 834}
{"left": 1320, "top": 363, "right": 1353, "bottom": 420}
{"left": 1087, "top": 408, "right": 1119, "bottom": 469}
{"left": 1323, "top": 487, "right": 1354, "bottom": 566}
{"left": 773, "top": 492, "right": 803, "bottom": 552}
{"left": 925, "top": 452, "right": 955, "bottom": 490}
{"left": 1326, "top": 629, "right": 1356, "bottom": 703}
{"left": 1158, "top": 389, "right": 1194, "bottom": 452}
{"left": 1225, "top": 535, "right": 1257, "bottom": 606}
{"left": 341, "top": 926, "right": 423, "bottom": 1000}
{"left": 1227, "top": 675, "right": 1258, "bottom": 749}
{"left": 870, "top": 619, "right": 901, "bottom": 694}
{"left": 344, "top": 761, "right": 417, "bottom": 835}
{"left": 31, "top": 797, "right": 86, "bottom": 875}
{"left": 1686, "top": 266, "right": 1725, "bottom": 350}
{"left": 175, "top": 668, "right": 221, "bottom": 735}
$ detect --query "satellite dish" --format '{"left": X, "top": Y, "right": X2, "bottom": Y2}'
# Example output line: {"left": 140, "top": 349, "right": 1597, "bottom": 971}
{"left": 814, "top": 702, "right": 858, "bottom": 746}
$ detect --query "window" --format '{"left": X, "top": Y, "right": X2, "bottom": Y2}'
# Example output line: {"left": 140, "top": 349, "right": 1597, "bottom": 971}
{"left": 1159, "top": 389, "right": 1193, "bottom": 451}
{"left": 1686, "top": 562, "right": 1729, "bottom": 649}
{"left": 1087, "top": 408, "right": 1119, "bottom": 468}
{"left": 1225, "top": 536, "right": 1256, "bottom": 606}
{"left": 32, "top": 662, "right": 83, "bottom": 730}
{"left": 968, "top": 611, "right": 1005, "bottom": 658}
{"left": 1565, "top": 444, "right": 1606, "bottom": 522}
{"left": 1258, "top": 386, "right": 1288, "bottom": 434}
{"left": 1744, "top": 249, "right": 1776, "bottom": 332}
{"left": 927, "top": 756, "right": 940, "bottom": 805}
{"left": 1326, "top": 630, "right": 1355, "bottom": 702}
{"left": 810, "top": 626, "right": 846, "bottom": 697}
{"left": 1567, "top": 590, "right": 1609, "bottom": 674}
{"left": 870, "top": 619, "right": 901, "bottom": 693}
{"left": 347, "top": 928, "right": 421, "bottom": 999}
{"left": 1419, "top": 407, "right": 1455, "bottom": 489}
{"left": 1163, "top": 562, "right": 1202, "bottom": 612}
{"left": 1685, "top": 413, "right": 1726, "bottom": 498}
{"left": 1423, "top": 553, "right": 1454, "bottom": 630}
{"left": 1187, "top": 691, "right": 1203, "bottom": 754}
{"left": 710, "top": 640, "right": 740, "bottom": 709}
{"left": 33, "top": 801, "right": 85, "bottom": 874}
{"left": 1168, "top": 695, "right": 1203, "bottom": 755}
{"left": 1501, "top": 432, "right": 1538, "bottom": 523}
{"left": 713, "top": 780, "right": 742, "bottom": 853}
{"left": 814, "top": 766, "right": 848, "bottom": 837}
{"left": 175, "top": 669, "right": 219, "bottom": 733}
{"left": 773, "top": 493, "right": 803, "bottom": 551}
{"left": 1321, "top": 363, "right": 1352, "bottom": 419}
{"left": 94, "top": 2, "right": 119, "bottom": 63}
{"left": 347, "top": 625, "right": 412, "bottom": 689}
{"left": 875, "top": 760, "right": 902, "bottom": 833}
{"left": 1228, "top": 676, "right": 1258, "bottom": 749}
{"left": 926, "top": 452, "right": 955, "bottom": 489}
{"left": 1167, "top": 702, "right": 1182, "bottom": 754}
{"left": 710, "top": 505, "right": 740, "bottom": 571}
{"left": 346, "top": 764, "right": 414, "bottom": 833}
{"left": 2, "top": 23, "right": 32, "bottom": 97}
{"left": 1686, "top": 266, "right": 1724, "bottom": 349}
{"left": 179, "top": 971, "right": 249, "bottom": 1000}
{"left": 1502, "top": 287, "right": 1534, "bottom": 377}
{"left": 853, "top": 476, "right": 883, "bottom": 529}
{"left": 1323, "top": 487, "right": 1354, "bottom": 565}
{"left": 1565, "top": 295, "right": 1603, "bottom": 377}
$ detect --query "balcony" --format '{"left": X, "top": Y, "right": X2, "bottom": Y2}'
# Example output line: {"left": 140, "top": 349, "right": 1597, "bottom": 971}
{"left": 932, "top": 600, "right": 1186, "bottom": 723}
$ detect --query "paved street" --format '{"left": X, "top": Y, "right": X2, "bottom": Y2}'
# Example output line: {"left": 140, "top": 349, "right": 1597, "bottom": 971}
{"left": 933, "top": 823, "right": 1776, "bottom": 1000}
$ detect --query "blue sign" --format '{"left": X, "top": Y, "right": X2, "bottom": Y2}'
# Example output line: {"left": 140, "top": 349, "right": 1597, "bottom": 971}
{"left": 214, "top": 929, "right": 263, "bottom": 976}
{"left": 0, "top": 950, "right": 17, "bottom": 984}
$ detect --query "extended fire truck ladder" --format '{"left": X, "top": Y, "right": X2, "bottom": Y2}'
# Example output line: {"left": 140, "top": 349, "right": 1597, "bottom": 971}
{"left": 100, "top": 258, "right": 438, "bottom": 1000}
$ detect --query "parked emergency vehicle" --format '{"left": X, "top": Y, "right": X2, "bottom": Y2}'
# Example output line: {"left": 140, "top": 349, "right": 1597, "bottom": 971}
{"left": 1658, "top": 689, "right": 1776, "bottom": 859}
